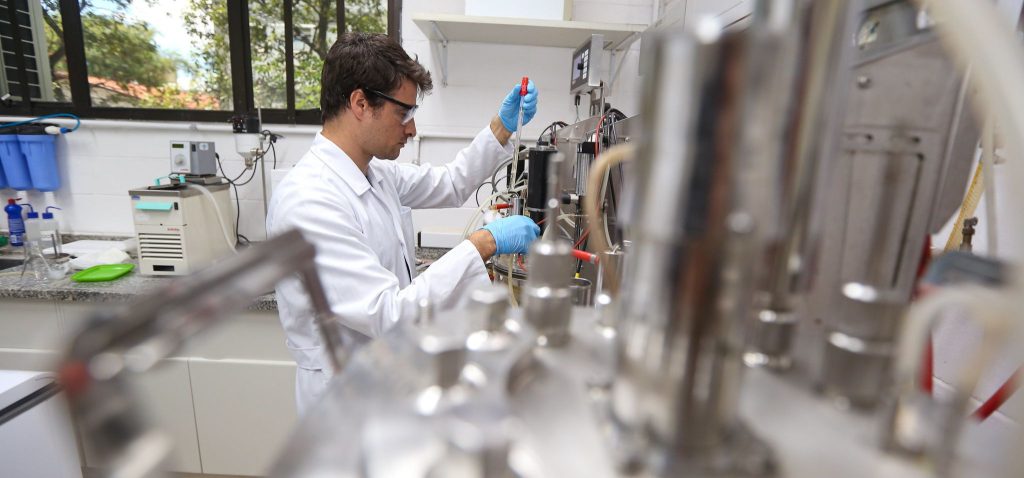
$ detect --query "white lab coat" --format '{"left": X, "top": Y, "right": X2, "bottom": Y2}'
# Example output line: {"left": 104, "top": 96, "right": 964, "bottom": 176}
{"left": 267, "top": 127, "right": 512, "bottom": 414}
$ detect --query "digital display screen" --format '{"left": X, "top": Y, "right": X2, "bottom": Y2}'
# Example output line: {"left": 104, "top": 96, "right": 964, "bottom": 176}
{"left": 570, "top": 35, "right": 601, "bottom": 95}
{"left": 572, "top": 51, "right": 587, "bottom": 83}
{"left": 171, "top": 143, "right": 184, "bottom": 149}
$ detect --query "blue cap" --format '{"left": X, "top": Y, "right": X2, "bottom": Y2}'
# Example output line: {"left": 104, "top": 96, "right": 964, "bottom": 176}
{"left": 43, "top": 206, "right": 61, "bottom": 219}
{"left": 26, "top": 211, "right": 39, "bottom": 219}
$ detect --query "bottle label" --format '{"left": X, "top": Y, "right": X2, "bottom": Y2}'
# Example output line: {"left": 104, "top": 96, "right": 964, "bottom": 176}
{"left": 8, "top": 218, "right": 25, "bottom": 245}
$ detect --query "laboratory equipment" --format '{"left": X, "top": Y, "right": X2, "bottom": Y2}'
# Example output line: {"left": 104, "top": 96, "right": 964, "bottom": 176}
{"left": 232, "top": 113, "right": 263, "bottom": 168}
{"left": 22, "top": 204, "right": 38, "bottom": 242}
{"left": 230, "top": 112, "right": 279, "bottom": 217}
{"left": 4, "top": 198, "right": 24, "bottom": 246}
{"left": 806, "top": 0, "right": 981, "bottom": 407}
{"left": 129, "top": 181, "right": 235, "bottom": 276}
{"left": 70, "top": 263, "right": 135, "bottom": 282}
{"left": 45, "top": 253, "right": 70, "bottom": 280}
{"left": 25, "top": 205, "right": 63, "bottom": 253}
{"left": 60, "top": 0, "right": 1024, "bottom": 477}
{"left": 20, "top": 240, "right": 51, "bottom": 282}
{"left": 570, "top": 34, "right": 605, "bottom": 96}
{"left": 39, "top": 206, "right": 62, "bottom": 255}
{"left": 169, "top": 140, "right": 217, "bottom": 176}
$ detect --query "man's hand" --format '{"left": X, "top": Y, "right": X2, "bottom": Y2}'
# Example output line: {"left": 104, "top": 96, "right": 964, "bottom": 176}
{"left": 469, "top": 215, "right": 540, "bottom": 262}
{"left": 490, "top": 115, "right": 512, "bottom": 146}
{"left": 469, "top": 229, "right": 498, "bottom": 261}
{"left": 493, "top": 80, "right": 538, "bottom": 143}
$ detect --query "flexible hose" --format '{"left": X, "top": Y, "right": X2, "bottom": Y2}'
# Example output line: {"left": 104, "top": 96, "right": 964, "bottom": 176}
{"left": 907, "top": 0, "right": 1024, "bottom": 427}
{"left": 910, "top": 0, "right": 1024, "bottom": 266}
{"left": 973, "top": 366, "right": 1021, "bottom": 420}
{"left": 943, "top": 160, "right": 985, "bottom": 252}
{"left": 186, "top": 184, "right": 238, "bottom": 254}
{"left": 583, "top": 143, "right": 635, "bottom": 288}
{"left": 981, "top": 119, "right": 998, "bottom": 255}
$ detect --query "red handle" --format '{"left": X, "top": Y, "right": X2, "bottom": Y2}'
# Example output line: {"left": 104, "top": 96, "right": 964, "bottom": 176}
{"left": 492, "top": 203, "right": 512, "bottom": 210}
{"left": 520, "top": 76, "right": 529, "bottom": 96}
{"left": 572, "top": 249, "right": 598, "bottom": 264}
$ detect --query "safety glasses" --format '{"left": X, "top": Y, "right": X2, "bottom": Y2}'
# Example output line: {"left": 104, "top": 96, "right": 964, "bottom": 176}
{"left": 364, "top": 88, "right": 418, "bottom": 125}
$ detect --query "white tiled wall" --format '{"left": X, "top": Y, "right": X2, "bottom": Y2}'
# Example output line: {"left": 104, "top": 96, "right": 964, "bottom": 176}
{"left": 0, "top": 0, "right": 653, "bottom": 242}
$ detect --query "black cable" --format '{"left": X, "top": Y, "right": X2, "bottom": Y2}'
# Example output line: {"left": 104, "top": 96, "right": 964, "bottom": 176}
{"left": 576, "top": 235, "right": 589, "bottom": 274}
{"left": 231, "top": 180, "right": 242, "bottom": 241}
{"left": 607, "top": 108, "right": 627, "bottom": 120}
{"left": 215, "top": 151, "right": 259, "bottom": 242}
{"left": 537, "top": 121, "right": 569, "bottom": 145}
{"left": 216, "top": 152, "right": 250, "bottom": 183}
{"left": 231, "top": 156, "right": 262, "bottom": 187}
{"left": 214, "top": 132, "right": 277, "bottom": 244}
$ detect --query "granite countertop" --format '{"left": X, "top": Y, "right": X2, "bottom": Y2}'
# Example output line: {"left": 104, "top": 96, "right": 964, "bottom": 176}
{"left": 0, "top": 246, "right": 452, "bottom": 312}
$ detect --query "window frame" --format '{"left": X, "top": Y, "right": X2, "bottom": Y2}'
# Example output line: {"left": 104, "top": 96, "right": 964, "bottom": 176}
{"left": 0, "top": 0, "right": 401, "bottom": 125}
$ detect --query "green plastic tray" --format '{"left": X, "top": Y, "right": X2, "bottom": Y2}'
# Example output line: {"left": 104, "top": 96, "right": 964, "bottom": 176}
{"left": 71, "top": 263, "right": 135, "bottom": 282}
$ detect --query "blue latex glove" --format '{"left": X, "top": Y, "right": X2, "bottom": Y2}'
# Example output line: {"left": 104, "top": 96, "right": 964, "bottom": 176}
{"left": 498, "top": 80, "right": 538, "bottom": 133}
{"left": 482, "top": 215, "right": 541, "bottom": 255}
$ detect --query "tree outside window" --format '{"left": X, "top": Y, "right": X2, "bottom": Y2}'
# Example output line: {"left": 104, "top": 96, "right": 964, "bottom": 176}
{"left": 34, "top": 0, "right": 389, "bottom": 114}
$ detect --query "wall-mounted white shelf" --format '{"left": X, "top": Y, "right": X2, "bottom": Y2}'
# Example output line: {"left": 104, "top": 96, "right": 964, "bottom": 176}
{"left": 411, "top": 13, "right": 647, "bottom": 86}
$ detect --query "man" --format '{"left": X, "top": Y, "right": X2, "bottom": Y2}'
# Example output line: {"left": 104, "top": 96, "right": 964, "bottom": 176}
{"left": 267, "top": 32, "right": 541, "bottom": 414}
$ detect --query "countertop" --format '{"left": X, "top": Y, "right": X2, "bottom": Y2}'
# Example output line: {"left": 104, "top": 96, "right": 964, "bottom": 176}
{"left": 0, "top": 246, "right": 451, "bottom": 312}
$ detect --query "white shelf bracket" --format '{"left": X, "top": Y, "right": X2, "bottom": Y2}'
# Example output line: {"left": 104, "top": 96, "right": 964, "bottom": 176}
{"left": 430, "top": 21, "right": 450, "bottom": 87}
{"left": 607, "top": 32, "right": 640, "bottom": 97}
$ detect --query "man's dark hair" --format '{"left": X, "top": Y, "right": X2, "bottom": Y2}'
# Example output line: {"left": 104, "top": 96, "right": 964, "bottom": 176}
{"left": 320, "top": 32, "right": 433, "bottom": 123}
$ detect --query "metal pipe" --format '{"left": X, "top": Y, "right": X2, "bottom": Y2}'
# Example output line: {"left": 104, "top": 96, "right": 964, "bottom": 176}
{"left": 524, "top": 154, "right": 575, "bottom": 346}
{"left": 744, "top": 0, "right": 860, "bottom": 371}
{"left": 610, "top": 11, "right": 774, "bottom": 475}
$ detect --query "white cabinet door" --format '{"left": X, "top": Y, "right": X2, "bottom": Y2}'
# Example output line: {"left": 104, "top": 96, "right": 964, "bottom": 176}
{"left": 62, "top": 302, "right": 204, "bottom": 475}
{"left": 181, "top": 311, "right": 292, "bottom": 361}
{"left": 189, "top": 358, "right": 297, "bottom": 476}
{"left": 0, "top": 300, "right": 61, "bottom": 350}
{"left": 77, "top": 358, "right": 203, "bottom": 474}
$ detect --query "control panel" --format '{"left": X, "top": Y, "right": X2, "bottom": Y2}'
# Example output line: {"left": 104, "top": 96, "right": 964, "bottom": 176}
{"left": 571, "top": 34, "right": 604, "bottom": 96}
{"left": 170, "top": 140, "right": 217, "bottom": 176}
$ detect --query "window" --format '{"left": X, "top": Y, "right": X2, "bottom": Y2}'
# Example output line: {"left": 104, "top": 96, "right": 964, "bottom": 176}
{"left": 0, "top": 0, "right": 400, "bottom": 124}
{"left": 1, "top": 0, "right": 66, "bottom": 102}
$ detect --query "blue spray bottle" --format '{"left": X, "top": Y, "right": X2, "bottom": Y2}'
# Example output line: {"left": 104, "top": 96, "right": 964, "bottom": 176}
{"left": 5, "top": 198, "right": 25, "bottom": 247}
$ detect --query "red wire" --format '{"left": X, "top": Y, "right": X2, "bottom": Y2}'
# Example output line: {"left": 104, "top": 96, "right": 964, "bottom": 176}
{"left": 574, "top": 229, "right": 590, "bottom": 248}
{"left": 913, "top": 237, "right": 933, "bottom": 394}
{"left": 973, "top": 367, "right": 1022, "bottom": 421}
{"left": 923, "top": 341, "right": 934, "bottom": 395}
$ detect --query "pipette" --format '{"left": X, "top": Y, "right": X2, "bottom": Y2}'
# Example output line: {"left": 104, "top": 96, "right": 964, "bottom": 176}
{"left": 508, "top": 76, "right": 529, "bottom": 209}
{"left": 514, "top": 76, "right": 528, "bottom": 153}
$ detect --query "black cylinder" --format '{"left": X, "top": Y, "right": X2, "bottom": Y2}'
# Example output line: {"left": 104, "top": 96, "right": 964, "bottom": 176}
{"left": 526, "top": 146, "right": 557, "bottom": 217}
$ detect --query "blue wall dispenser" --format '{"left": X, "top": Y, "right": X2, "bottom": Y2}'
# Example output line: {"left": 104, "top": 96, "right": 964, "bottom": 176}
{"left": 0, "top": 114, "right": 80, "bottom": 191}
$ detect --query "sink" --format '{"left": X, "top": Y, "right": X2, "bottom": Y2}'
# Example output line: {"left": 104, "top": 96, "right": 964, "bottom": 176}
{"left": 0, "top": 258, "right": 24, "bottom": 271}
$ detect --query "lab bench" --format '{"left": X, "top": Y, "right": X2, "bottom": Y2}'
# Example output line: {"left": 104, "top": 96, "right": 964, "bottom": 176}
{"left": 0, "top": 245, "right": 451, "bottom": 477}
